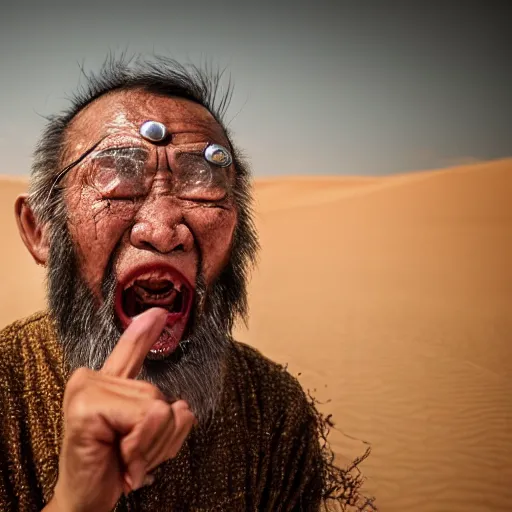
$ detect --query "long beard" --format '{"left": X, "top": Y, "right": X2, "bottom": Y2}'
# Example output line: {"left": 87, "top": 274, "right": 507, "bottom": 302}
{"left": 43, "top": 152, "right": 257, "bottom": 423}
{"left": 46, "top": 219, "right": 238, "bottom": 423}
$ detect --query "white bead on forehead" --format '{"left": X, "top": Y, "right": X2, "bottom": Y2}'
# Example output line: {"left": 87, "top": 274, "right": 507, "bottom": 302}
{"left": 139, "top": 120, "right": 168, "bottom": 142}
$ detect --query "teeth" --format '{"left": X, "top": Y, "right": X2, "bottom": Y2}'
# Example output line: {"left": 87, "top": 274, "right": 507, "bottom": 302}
{"left": 123, "top": 270, "right": 184, "bottom": 290}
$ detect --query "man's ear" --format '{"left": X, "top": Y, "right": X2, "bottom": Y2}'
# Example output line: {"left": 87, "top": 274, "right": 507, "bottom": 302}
{"left": 15, "top": 194, "right": 50, "bottom": 266}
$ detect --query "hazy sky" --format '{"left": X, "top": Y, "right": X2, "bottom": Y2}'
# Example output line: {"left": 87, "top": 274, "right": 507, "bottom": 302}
{"left": 0, "top": 1, "right": 510, "bottom": 177}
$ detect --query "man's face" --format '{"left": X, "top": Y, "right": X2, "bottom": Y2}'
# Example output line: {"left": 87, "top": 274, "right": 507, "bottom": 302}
{"left": 61, "top": 89, "right": 237, "bottom": 358}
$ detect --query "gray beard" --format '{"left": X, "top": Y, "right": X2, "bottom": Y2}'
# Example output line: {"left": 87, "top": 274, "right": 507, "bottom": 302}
{"left": 46, "top": 219, "right": 231, "bottom": 424}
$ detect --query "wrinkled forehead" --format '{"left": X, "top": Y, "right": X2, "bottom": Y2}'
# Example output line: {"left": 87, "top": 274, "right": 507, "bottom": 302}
{"left": 63, "top": 89, "right": 229, "bottom": 163}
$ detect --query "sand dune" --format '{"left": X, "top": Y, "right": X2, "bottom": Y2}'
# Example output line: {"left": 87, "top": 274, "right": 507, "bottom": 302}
{"left": 1, "top": 159, "right": 511, "bottom": 511}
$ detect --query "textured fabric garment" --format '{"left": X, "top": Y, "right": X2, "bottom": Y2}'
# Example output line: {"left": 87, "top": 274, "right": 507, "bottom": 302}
{"left": 0, "top": 313, "right": 325, "bottom": 511}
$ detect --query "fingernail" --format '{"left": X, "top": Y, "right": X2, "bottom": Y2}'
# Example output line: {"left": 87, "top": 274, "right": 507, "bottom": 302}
{"left": 132, "top": 310, "right": 152, "bottom": 321}
{"left": 124, "top": 474, "right": 134, "bottom": 490}
{"left": 133, "top": 308, "right": 167, "bottom": 321}
{"left": 131, "top": 309, "right": 168, "bottom": 334}
{"left": 127, "top": 459, "right": 149, "bottom": 491}
{"left": 132, "top": 472, "right": 153, "bottom": 491}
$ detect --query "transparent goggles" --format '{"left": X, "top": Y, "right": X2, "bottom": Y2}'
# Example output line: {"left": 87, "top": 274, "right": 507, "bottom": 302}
{"left": 85, "top": 142, "right": 234, "bottom": 203}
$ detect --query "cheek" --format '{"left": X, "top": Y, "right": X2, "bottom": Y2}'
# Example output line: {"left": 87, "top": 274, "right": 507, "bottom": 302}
{"left": 65, "top": 186, "right": 134, "bottom": 292}
{"left": 185, "top": 207, "right": 237, "bottom": 283}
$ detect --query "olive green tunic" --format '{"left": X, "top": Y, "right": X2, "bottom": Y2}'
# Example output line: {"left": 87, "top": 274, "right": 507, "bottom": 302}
{"left": 0, "top": 312, "right": 333, "bottom": 511}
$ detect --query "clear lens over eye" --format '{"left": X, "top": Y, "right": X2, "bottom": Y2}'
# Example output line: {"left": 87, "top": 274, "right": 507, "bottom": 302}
{"left": 204, "top": 144, "right": 232, "bottom": 167}
{"left": 91, "top": 147, "right": 151, "bottom": 197}
{"left": 94, "top": 148, "right": 148, "bottom": 176}
{"left": 174, "top": 153, "right": 229, "bottom": 200}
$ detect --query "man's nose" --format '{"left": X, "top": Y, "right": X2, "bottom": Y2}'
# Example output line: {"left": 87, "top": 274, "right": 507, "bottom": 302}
{"left": 129, "top": 197, "right": 194, "bottom": 254}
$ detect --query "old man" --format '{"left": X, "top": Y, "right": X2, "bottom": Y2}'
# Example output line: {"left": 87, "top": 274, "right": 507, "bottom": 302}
{"left": 0, "top": 56, "right": 370, "bottom": 511}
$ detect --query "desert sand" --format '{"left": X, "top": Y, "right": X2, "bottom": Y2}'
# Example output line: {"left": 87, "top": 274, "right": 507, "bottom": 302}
{"left": 1, "top": 159, "right": 511, "bottom": 511}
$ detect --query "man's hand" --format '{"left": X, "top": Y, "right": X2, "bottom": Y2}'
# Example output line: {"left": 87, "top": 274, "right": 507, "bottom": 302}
{"left": 45, "top": 308, "right": 196, "bottom": 512}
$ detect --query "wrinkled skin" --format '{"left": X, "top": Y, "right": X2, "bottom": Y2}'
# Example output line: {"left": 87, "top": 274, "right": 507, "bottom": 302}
{"left": 50, "top": 308, "right": 197, "bottom": 512}
{"left": 21, "top": 90, "right": 242, "bottom": 511}
{"left": 62, "top": 89, "right": 237, "bottom": 305}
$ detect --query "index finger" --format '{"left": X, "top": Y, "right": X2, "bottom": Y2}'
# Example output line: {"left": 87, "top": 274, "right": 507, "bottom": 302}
{"left": 101, "top": 308, "right": 168, "bottom": 378}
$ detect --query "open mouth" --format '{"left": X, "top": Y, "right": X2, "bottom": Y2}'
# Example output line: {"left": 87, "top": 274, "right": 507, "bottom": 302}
{"left": 115, "top": 264, "right": 194, "bottom": 359}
